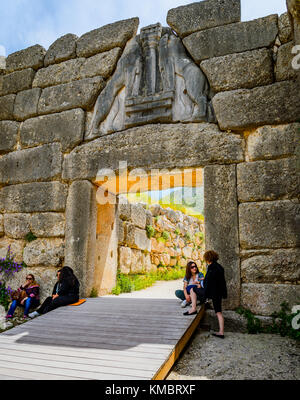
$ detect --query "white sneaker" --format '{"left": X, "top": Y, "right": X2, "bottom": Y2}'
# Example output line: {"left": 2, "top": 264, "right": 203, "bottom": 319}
{"left": 29, "top": 311, "right": 40, "bottom": 318}
{"left": 181, "top": 300, "right": 190, "bottom": 308}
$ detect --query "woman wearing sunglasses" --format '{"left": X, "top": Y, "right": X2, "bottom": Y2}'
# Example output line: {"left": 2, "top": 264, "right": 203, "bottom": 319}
{"left": 6, "top": 274, "right": 40, "bottom": 319}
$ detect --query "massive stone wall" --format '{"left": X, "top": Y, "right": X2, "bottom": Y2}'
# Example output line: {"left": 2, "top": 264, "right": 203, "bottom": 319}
{"left": 0, "top": 0, "right": 299, "bottom": 315}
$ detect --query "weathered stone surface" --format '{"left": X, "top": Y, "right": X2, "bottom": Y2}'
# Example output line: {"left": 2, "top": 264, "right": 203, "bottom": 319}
{"left": 200, "top": 48, "right": 274, "bottom": 92}
{"left": 80, "top": 47, "right": 122, "bottom": 79}
{"left": 0, "top": 214, "right": 4, "bottom": 236}
{"left": 119, "top": 246, "right": 132, "bottom": 274}
{"left": 33, "top": 59, "right": 84, "bottom": 88}
{"left": 0, "top": 143, "right": 62, "bottom": 184}
{"left": 0, "top": 182, "right": 68, "bottom": 213}
{"left": 5, "top": 45, "right": 46, "bottom": 73}
{"left": 0, "top": 56, "right": 5, "bottom": 74}
{"left": 130, "top": 249, "right": 143, "bottom": 273}
{"left": 64, "top": 180, "right": 97, "bottom": 297}
{"left": 0, "top": 238, "right": 25, "bottom": 263}
{"left": 76, "top": 18, "right": 139, "bottom": 58}
{"left": 287, "top": 0, "right": 300, "bottom": 44}
{"left": 241, "top": 283, "right": 300, "bottom": 315}
{"left": 279, "top": 12, "right": 293, "bottom": 43}
{"left": 130, "top": 204, "right": 147, "bottom": 229}
{"left": 183, "top": 15, "right": 278, "bottom": 63}
{"left": 63, "top": 123, "right": 244, "bottom": 180}
{"left": 237, "top": 158, "right": 299, "bottom": 202}
{"left": 124, "top": 223, "right": 151, "bottom": 251}
{"left": 34, "top": 48, "right": 122, "bottom": 88}
{"left": 241, "top": 248, "right": 300, "bottom": 284}
{"left": 0, "top": 121, "right": 19, "bottom": 152}
{"left": 204, "top": 164, "right": 240, "bottom": 309}
{"left": 30, "top": 213, "right": 65, "bottom": 237}
{"left": 239, "top": 200, "right": 300, "bottom": 249}
{"left": 38, "top": 77, "right": 104, "bottom": 114}
{"left": 0, "top": 68, "right": 35, "bottom": 96}
{"left": 13, "top": 88, "right": 41, "bottom": 121}
{"left": 44, "top": 33, "right": 78, "bottom": 67}
{"left": 4, "top": 213, "right": 30, "bottom": 239}
{"left": 212, "top": 80, "right": 300, "bottom": 131}
{"left": 276, "top": 41, "right": 299, "bottom": 81}
{"left": 167, "top": 0, "right": 240, "bottom": 38}
{"left": 246, "top": 123, "right": 299, "bottom": 161}
{"left": 23, "top": 238, "right": 64, "bottom": 267}
{"left": 0, "top": 94, "right": 15, "bottom": 120}
{"left": 20, "top": 108, "right": 85, "bottom": 152}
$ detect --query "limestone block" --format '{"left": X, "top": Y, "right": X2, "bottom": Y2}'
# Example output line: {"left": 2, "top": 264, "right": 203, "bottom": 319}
{"left": 64, "top": 180, "right": 97, "bottom": 297}
{"left": 151, "top": 238, "right": 165, "bottom": 253}
{"left": 145, "top": 210, "right": 153, "bottom": 226}
{"left": 178, "top": 257, "right": 187, "bottom": 267}
{"left": 141, "top": 252, "right": 152, "bottom": 272}
{"left": 33, "top": 59, "right": 85, "bottom": 88}
{"left": 4, "top": 214, "right": 30, "bottom": 239}
{"left": 30, "top": 213, "right": 65, "bottom": 237}
{"left": 0, "top": 238, "right": 25, "bottom": 263}
{"left": 167, "top": 0, "right": 241, "bottom": 38}
{"left": 80, "top": 47, "right": 122, "bottom": 79}
{"left": 275, "top": 41, "right": 299, "bottom": 81}
{"left": 182, "top": 246, "right": 193, "bottom": 259}
{"left": 204, "top": 164, "right": 240, "bottom": 309}
{"left": 200, "top": 48, "right": 273, "bottom": 92}
{"left": 38, "top": 77, "right": 105, "bottom": 115}
{"left": 130, "top": 249, "right": 143, "bottom": 273}
{"left": 13, "top": 88, "right": 41, "bottom": 121}
{"left": 124, "top": 223, "right": 151, "bottom": 251}
{"left": 0, "top": 94, "right": 15, "bottom": 120}
{"left": 119, "top": 246, "right": 132, "bottom": 274}
{"left": 23, "top": 238, "right": 64, "bottom": 267}
{"left": 278, "top": 12, "right": 293, "bottom": 43}
{"left": 183, "top": 15, "right": 278, "bottom": 63}
{"left": 0, "top": 68, "right": 35, "bottom": 96}
{"left": 76, "top": 17, "right": 139, "bottom": 58}
{"left": 0, "top": 143, "right": 62, "bottom": 185}
{"left": 117, "top": 219, "right": 125, "bottom": 244}
{"left": 130, "top": 204, "right": 147, "bottom": 229}
{"left": 118, "top": 203, "right": 131, "bottom": 221}
{"left": 237, "top": 158, "right": 299, "bottom": 202}
{"left": 241, "top": 283, "right": 300, "bottom": 315}
{"left": 246, "top": 123, "right": 299, "bottom": 161}
{"left": 0, "top": 121, "right": 19, "bottom": 152}
{"left": 239, "top": 200, "right": 300, "bottom": 249}
{"left": 212, "top": 80, "right": 300, "bottom": 131}
{"left": 0, "top": 214, "right": 3, "bottom": 236}
{"left": 0, "top": 56, "right": 5, "bottom": 74}
{"left": 44, "top": 33, "right": 78, "bottom": 67}
{"left": 149, "top": 204, "right": 162, "bottom": 217}
{"left": 20, "top": 108, "right": 85, "bottom": 152}
{"left": 63, "top": 123, "right": 244, "bottom": 181}
{"left": 5, "top": 45, "right": 46, "bottom": 73}
{"left": 241, "top": 248, "right": 300, "bottom": 284}
{"left": 0, "top": 182, "right": 68, "bottom": 213}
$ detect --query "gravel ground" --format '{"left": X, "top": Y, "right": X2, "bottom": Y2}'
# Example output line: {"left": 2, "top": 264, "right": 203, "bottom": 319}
{"left": 167, "top": 330, "right": 300, "bottom": 380}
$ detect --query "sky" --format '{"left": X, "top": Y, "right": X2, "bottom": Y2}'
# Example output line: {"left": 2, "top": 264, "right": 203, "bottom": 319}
{"left": 0, "top": 0, "right": 288, "bottom": 57}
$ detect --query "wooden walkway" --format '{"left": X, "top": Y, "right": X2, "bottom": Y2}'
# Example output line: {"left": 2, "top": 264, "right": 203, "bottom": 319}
{"left": 0, "top": 296, "right": 204, "bottom": 380}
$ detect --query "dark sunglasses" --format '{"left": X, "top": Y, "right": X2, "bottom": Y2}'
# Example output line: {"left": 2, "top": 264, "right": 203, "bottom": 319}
{"left": 190, "top": 265, "right": 197, "bottom": 269}
{"left": 26, "top": 277, "right": 33, "bottom": 280}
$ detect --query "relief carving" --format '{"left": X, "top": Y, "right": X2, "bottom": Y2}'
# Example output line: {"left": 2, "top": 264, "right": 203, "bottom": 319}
{"left": 87, "top": 23, "right": 215, "bottom": 139}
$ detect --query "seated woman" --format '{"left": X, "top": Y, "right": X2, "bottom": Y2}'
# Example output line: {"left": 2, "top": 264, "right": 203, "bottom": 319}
{"left": 175, "top": 261, "right": 204, "bottom": 309}
{"left": 29, "top": 266, "right": 79, "bottom": 318}
{"left": 6, "top": 274, "right": 40, "bottom": 319}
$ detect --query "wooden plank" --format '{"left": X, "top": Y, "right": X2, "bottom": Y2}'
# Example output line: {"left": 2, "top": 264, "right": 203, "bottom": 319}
{"left": 0, "top": 354, "right": 156, "bottom": 378}
{"left": 0, "top": 342, "right": 167, "bottom": 361}
{"left": 0, "top": 348, "right": 162, "bottom": 369}
{"left": 0, "top": 360, "right": 148, "bottom": 380}
{"left": 0, "top": 366, "right": 84, "bottom": 380}
{"left": 152, "top": 305, "right": 205, "bottom": 380}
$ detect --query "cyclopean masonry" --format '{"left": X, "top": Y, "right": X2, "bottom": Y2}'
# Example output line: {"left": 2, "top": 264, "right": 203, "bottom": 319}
{"left": 0, "top": 0, "right": 299, "bottom": 316}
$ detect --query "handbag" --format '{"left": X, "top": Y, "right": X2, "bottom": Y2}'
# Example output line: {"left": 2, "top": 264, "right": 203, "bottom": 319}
{"left": 11, "top": 289, "right": 27, "bottom": 302}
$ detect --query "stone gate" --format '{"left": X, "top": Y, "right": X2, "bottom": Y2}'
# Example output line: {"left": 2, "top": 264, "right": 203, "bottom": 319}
{"left": 0, "top": 0, "right": 299, "bottom": 316}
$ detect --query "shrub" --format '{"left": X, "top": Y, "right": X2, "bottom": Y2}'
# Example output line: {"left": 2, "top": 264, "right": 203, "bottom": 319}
{"left": 89, "top": 287, "right": 98, "bottom": 298}
{"left": 24, "top": 231, "right": 37, "bottom": 242}
{"left": 146, "top": 225, "right": 155, "bottom": 238}
{"left": 162, "top": 231, "right": 170, "bottom": 241}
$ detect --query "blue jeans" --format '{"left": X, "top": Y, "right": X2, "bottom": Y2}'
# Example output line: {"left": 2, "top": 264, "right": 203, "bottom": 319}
{"left": 7, "top": 298, "right": 40, "bottom": 317}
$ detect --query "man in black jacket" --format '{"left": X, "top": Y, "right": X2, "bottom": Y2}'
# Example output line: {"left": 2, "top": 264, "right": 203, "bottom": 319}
{"left": 203, "top": 250, "right": 227, "bottom": 339}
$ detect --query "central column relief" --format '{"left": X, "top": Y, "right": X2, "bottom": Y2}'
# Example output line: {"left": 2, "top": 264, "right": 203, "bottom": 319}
{"left": 87, "top": 23, "right": 215, "bottom": 139}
